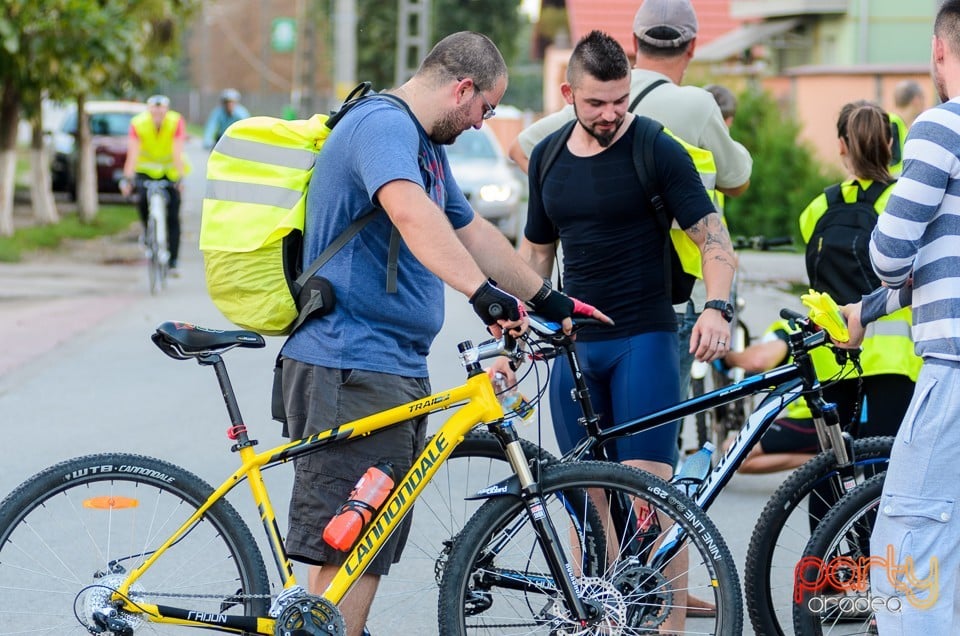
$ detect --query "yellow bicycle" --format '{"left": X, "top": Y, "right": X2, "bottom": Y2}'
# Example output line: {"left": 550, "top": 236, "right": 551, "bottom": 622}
{"left": 0, "top": 321, "right": 741, "bottom": 635}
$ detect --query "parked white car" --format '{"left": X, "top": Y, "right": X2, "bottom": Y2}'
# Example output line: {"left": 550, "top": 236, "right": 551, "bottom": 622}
{"left": 447, "top": 126, "right": 526, "bottom": 242}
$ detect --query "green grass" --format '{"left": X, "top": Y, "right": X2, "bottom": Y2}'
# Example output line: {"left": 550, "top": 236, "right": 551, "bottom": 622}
{"left": 0, "top": 204, "right": 135, "bottom": 263}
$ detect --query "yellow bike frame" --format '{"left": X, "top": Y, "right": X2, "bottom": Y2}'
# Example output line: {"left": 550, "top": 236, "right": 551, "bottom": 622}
{"left": 112, "top": 369, "right": 507, "bottom": 634}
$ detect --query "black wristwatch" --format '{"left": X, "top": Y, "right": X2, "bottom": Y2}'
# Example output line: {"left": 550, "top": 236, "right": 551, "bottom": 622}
{"left": 704, "top": 299, "right": 734, "bottom": 323}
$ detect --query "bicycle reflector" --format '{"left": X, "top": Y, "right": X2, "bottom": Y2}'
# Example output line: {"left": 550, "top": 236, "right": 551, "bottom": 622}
{"left": 83, "top": 496, "right": 140, "bottom": 510}
{"left": 801, "top": 290, "right": 850, "bottom": 343}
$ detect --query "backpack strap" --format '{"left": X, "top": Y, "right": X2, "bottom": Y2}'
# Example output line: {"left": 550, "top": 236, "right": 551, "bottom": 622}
{"left": 824, "top": 180, "right": 889, "bottom": 209}
{"left": 857, "top": 180, "right": 890, "bottom": 206}
{"left": 298, "top": 90, "right": 421, "bottom": 303}
{"left": 629, "top": 116, "right": 673, "bottom": 297}
{"left": 628, "top": 78, "right": 669, "bottom": 113}
{"left": 535, "top": 119, "right": 577, "bottom": 291}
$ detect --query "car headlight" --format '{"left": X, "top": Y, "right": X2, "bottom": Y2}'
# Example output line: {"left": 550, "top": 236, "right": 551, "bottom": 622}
{"left": 478, "top": 183, "right": 513, "bottom": 203}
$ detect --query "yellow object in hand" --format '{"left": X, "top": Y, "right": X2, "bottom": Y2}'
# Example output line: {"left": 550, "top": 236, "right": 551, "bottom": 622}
{"left": 801, "top": 290, "right": 849, "bottom": 343}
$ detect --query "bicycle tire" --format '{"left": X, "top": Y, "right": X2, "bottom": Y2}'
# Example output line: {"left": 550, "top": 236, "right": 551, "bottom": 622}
{"left": 792, "top": 472, "right": 885, "bottom": 635}
{"left": 744, "top": 436, "right": 893, "bottom": 636}
{"left": 366, "top": 430, "right": 557, "bottom": 632}
{"left": 438, "top": 460, "right": 742, "bottom": 635}
{"left": 0, "top": 453, "right": 271, "bottom": 635}
{"left": 146, "top": 214, "right": 161, "bottom": 295}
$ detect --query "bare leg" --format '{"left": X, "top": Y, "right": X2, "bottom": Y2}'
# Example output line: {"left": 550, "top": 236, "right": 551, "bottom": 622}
{"left": 626, "top": 459, "right": 695, "bottom": 634}
{"left": 309, "top": 564, "right": 380, "bottom": 636}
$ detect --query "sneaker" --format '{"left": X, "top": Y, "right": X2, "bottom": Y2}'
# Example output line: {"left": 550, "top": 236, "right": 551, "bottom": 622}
{"left": 169, "top": 267, "right": 181, "bottom": 279}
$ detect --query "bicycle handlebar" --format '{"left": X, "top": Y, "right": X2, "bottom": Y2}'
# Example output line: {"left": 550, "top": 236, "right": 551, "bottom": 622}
{"left": 731, "top": 235, "right": 794, "bottom": 251}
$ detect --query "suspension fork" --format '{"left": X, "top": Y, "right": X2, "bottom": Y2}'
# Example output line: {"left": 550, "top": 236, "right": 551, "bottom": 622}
{"left": 487, "top": 420, "right": 597, "bottom": 624}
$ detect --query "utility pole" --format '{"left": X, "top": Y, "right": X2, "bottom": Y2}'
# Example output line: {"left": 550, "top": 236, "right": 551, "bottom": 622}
{"left": 395, "top": 0, "right": 430, "bottom": 87}
{"left": 333, "top": 0, "right": 358, "bottom": 101}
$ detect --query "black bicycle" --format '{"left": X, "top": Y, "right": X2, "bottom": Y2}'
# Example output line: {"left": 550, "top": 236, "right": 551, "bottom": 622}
{"left": 413, "top": 304, "right": 891, "bottom": 636}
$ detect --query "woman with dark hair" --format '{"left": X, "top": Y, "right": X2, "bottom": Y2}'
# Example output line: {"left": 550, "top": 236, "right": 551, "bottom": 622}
{"left": 799, "top": 100, "right": 920, "bottom": 440}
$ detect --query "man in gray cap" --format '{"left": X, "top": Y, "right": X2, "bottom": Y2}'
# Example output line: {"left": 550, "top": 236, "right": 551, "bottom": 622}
{"left": 509, "top": 0, "right": 752, "bottom": 466}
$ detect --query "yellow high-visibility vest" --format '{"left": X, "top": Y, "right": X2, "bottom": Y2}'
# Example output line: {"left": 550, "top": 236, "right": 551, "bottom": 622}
{"left": 131, "top": 110, "right": 189, "bottom": 180}
{"left": 889, "top": 112, "right": 908, "bottom": 179}
{"left": 799, "top": 179, "right": 921, "bottom": 381}
{"left": 664, "top": 128, "right": 720, "bottom": 280}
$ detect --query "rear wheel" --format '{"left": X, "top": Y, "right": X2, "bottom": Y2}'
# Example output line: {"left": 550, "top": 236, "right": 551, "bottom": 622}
{"left": 0, "top": 453, "right": 271, "bottom": 635}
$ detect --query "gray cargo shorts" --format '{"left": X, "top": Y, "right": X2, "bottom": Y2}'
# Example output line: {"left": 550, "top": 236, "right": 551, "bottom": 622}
{"left": 281, "top": 359, "right": 429, "bottom": 575}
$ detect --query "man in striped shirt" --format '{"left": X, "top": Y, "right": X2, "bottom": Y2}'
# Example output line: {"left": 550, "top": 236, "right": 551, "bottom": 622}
{"left": 841, "top": 2, "right": 960, "bottom": 631}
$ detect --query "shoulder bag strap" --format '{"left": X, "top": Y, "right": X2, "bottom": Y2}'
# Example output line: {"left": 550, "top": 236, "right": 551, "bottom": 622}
{"left": 628, "top": 78, "right": 669, "bottom": 113}
{"left": 631, "top": 116, "right": 673, "bottom": 294}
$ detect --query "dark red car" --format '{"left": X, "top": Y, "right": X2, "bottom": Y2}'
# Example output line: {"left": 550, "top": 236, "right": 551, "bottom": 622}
{"left": 50, "top": 101, "right": 146, "bottom": 198}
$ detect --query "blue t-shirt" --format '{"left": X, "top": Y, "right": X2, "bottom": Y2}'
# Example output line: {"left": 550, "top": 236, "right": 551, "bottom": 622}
{"left": 282, "top": 97, "right": 474, "bottom": 376}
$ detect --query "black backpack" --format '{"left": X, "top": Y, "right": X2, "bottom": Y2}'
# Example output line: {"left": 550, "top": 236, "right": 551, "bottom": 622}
{"left": 536, "top": 116, "right": 695, "bottom": 305}
{"left": 804, "top": 181, "right": 888, "bottom": 305}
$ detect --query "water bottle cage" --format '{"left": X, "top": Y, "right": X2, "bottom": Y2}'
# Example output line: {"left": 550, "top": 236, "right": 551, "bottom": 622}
{"left": 336, "top": 500, "right": 378, "bottom": 517}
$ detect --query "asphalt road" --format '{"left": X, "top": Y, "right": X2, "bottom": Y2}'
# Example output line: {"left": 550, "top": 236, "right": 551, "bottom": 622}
{"left": 0, "top": 138, "right": 813, "bottom": 634}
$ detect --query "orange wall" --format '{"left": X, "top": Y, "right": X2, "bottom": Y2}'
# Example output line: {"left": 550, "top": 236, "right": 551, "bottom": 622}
{"left": 760, "top": 69, "right": 933, "bottom": 172}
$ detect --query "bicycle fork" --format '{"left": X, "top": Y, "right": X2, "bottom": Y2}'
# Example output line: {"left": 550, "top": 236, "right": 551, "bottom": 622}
{"left": 486, "top": 420, "right": 598, "bottom": 626}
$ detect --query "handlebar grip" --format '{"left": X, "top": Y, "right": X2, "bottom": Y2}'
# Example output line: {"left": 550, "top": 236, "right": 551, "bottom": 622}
{"left": 760, "top": 236, "right": 794, "bottom": 249}
{"left": 780, "top": 308, "right": 806, "bottom": 323}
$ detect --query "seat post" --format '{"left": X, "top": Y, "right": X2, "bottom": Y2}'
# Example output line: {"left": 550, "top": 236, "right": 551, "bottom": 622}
{"left": 200, "top": 353, "right": 255, "bottom": 448}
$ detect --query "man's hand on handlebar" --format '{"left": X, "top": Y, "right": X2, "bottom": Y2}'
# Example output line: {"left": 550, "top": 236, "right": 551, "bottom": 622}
{"left": 526, "top": 282, "right": 614, "bottom": 335}
{"left": 470, "top": 280, "right": 529, "bottom": 339}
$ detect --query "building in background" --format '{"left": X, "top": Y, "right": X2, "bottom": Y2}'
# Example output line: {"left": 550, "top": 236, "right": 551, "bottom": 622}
{"left": 176, "top": 0, "right": 333, "bottom": 124}
{"left": 540, "top": 0, "right": 937, "bottom": 170}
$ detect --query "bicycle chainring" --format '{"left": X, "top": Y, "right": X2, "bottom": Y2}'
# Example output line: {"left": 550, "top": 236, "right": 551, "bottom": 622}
{"left": 274, "top": 594, "right": 345, "bottom": 636}
{"left": 613, "top": 559, "right": 672, "bottom": 629}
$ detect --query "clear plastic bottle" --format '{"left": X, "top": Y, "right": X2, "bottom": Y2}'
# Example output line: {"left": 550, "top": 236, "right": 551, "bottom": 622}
{"left": 672, "top": 441, "right": 715, "bottom": 498}
{"left": 493, "top": 373, "right": 534, "bottom": 423}
{"left": 322, "top": 461, "right": 395, "bottom": 551}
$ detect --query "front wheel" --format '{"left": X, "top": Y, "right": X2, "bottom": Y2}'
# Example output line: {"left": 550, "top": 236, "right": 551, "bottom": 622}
{"left": 0, "top": 453, "right": 271, "bottom": 635}
{"left": 792, "top": 472, "right": 885, "bottom": 635}
{"left": 366, "top": 430, "right": 557, "bottom": 632}
{"left": 438, "top": 460, "right": 742, "bottom": 635}
{"left": 744, "top": 436, "right": 893, "bottom": 636}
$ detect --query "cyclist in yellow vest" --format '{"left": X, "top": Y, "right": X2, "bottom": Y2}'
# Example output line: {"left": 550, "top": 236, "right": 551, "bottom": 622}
{"left": 798, "top": 100, "right": 920, "bottom": 439}
{"left": 120, "top": 94, "right": 188, "bottom": 274}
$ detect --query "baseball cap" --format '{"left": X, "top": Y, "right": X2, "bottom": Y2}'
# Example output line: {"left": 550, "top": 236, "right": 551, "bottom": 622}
{"left": 633, "top": 0, "right": 698, "bottom": 48}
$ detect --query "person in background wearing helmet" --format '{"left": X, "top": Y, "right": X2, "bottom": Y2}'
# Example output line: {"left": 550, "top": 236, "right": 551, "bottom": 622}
{"left": 120, "top": 94, "right": 188, "bottom": 275}
{"left": 203, "top": 88, "right": 250, "bottom": 149}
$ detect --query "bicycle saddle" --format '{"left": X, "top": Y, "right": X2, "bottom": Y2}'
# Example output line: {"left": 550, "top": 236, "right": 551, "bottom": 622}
{"left": 152, "top": 321, "right": 265, "bottom": 360}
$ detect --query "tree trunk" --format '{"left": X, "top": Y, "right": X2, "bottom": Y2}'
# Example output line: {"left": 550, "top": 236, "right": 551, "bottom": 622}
{"left": 29, "top": 114, "right": 59, "bottom": 225}
{"left": 76, "top": 94, "right": 98, "bottom": 221}
{"left": 0, "top": 81, "right": 21, "bottom": 237}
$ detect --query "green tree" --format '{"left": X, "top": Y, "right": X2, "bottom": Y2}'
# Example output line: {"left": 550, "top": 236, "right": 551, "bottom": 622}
{"left": 724, "top": 88, "right": 840, "bottom": 241}
{"left": 0, "top": 0, "right": 197, "bottom": 235}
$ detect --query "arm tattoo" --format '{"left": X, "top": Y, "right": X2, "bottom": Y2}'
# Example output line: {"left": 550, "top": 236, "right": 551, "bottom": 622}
{"left": 688, "top": 213, "right": 736, "bottom": 273}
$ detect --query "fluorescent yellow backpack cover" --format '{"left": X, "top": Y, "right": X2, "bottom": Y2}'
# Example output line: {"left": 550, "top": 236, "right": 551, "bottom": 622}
{"left": 200, "top": 83, "right": 380, "bottom": 336}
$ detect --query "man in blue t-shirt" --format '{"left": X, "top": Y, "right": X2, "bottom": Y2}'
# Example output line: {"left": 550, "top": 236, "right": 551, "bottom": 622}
{"left": 279, "top": 31, "right": 609, "bottom": 635}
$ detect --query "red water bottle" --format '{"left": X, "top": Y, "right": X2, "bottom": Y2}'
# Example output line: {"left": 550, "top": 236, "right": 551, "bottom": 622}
{"left": 322, "top": 461, "right": 395, "bottom": 551}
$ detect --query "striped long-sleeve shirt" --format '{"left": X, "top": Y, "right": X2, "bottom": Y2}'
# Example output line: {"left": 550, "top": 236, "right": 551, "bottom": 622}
{"left": 866, "top": 97, "right": 960, "bottom": 362}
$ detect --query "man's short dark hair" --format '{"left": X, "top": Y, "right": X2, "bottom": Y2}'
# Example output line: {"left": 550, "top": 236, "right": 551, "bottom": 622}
{"left": 566, "top": 31, "right": 630, "bottom": 87}
{"left": 418, "top": 31, "right": 506, "bottom": 92}
{"left": 936, "top": 0, "right": 960, "bottom": 57}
